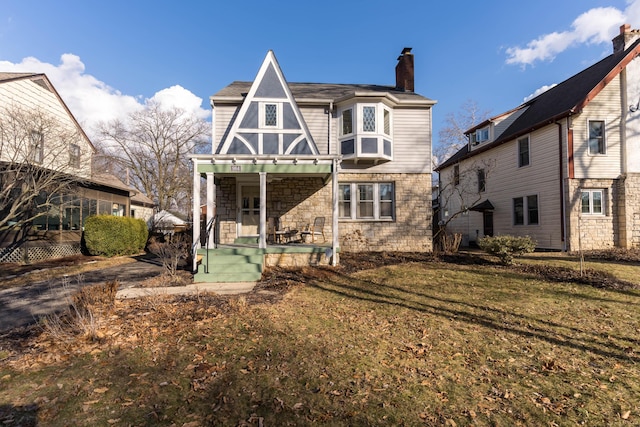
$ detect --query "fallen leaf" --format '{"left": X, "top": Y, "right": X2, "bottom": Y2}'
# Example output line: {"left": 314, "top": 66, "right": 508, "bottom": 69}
{"left": 621, "top": 410, "right": 631, "bottom": 420}
{"left": 93, "top": 387, "right": 109, "bottom": 394}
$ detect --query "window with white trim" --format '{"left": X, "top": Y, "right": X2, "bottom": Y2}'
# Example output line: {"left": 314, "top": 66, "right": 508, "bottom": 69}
{"left": 513, "top": 194, "right": 539, "bottom": 225}
{"left": 341, "top": 108, "right": 353, "bottom": 135}
{"left": 476, "top": 127, "right": 489, "bottom": 143}
{"left": 518, "top": 136, "right": 530, "bottom": 167}
{"left": 588, "top": 120, "right": 605, "bottom": 155}
{"left": 339, "top": 182, "right": 395, "bottom": 220}
{"left": 259, "top": 102, "right": 281, "bottom": 128}
{"left": 362, "top": 106, "right": 376, "bottom": 132}
{"left": 69, "top": 143, "right": 80, "bottom": 168}
{"left": 581, "top": 189, "right": 604, "bottom": 214}
{"left": 30, "top": 130, "right": 44, "bottom": 164}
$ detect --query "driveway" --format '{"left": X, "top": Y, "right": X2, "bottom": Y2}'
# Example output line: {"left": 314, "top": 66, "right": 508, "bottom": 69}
{"left": 0, "top": 258, "right": 165, "bottom": 333}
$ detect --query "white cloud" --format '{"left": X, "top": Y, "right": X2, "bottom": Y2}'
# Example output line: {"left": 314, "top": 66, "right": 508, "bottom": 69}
{"left": 505, "top": 3, "right": 632, "bottom": 67}
{"left": 523, "top": 84, "right": 557, "bottom": 102}
{"left": 0, "top": 54, "right": 210, "bottom": 138}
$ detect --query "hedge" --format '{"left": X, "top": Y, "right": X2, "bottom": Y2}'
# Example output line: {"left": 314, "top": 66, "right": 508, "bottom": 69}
{"left": 83, "top": 215, "right": 149, "bottom": 257}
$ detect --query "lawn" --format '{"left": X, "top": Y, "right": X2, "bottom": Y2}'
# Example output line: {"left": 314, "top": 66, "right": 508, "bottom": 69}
{"left": 1, "top": 251, "right": 639, "bottom": 426}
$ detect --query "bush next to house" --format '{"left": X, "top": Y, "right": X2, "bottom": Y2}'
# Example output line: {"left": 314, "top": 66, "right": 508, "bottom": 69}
{"left": 478, "top": 235, "right": 536, "bottom": 265}
{"left": 84, "top": 215, "right": 148, "bottom": 257}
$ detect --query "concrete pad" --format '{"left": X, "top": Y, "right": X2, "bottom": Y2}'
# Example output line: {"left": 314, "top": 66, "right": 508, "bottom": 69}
{"left": 116, "top": 282, "right": 256, "bottom": 299}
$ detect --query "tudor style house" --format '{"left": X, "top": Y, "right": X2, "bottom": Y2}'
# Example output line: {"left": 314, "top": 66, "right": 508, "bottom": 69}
{"left": 0, "top": 72, "right": 135, "bottom": 262}
{"left": 436, "top": 25, "right": 640, "bottom": 252}
{"left": 191, "top": 49, "right": 435, "bottom": 282}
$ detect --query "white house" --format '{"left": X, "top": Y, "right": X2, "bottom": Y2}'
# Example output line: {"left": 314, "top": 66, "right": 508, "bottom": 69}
{"left": 436, "top": 25, "right": 640, "bottom": 251}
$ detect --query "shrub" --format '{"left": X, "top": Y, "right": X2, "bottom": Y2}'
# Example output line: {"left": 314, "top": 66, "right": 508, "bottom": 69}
{"left": 478, "top": 235, "right": 536, "bottom": 265}
{"left": 84, "top": 215, "right": 148, "bottom": 257}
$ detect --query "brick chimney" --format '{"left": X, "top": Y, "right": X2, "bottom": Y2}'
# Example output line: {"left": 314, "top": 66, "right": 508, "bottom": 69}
{"left": 395, "top": 47, "right": 414, "bottom": 92}
{"left": 613, "top": 24, "right": 640, "bottom": 53}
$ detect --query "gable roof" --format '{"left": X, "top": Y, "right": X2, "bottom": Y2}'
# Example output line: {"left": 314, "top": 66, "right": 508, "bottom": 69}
{"left": 0, "top": 72, "right": 96, "bottom": 153}
{"left": 213, "top": 81, "right": 434, "bottom": 105}
{"left": 436, "top": 38, "right": 640, "bottom": 171}
{"left": 217, "top": 51, "right": 320, "bottom": 156}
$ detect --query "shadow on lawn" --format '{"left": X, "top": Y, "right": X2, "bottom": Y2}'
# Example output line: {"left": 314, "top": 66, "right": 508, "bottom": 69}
{"left": 0, "top": 404, "right": 38, "bottom": 426}
{"left": 306, "top": 268, "right": 640, "bottom": 364}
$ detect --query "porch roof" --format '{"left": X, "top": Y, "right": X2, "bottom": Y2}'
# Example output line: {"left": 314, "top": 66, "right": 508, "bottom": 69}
{"left": 191, "top": 154, "right": 340, "bottom": 175}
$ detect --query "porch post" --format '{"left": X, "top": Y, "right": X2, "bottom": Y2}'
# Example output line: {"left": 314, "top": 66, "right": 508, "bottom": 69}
{"left": 331, "top": 158, "right": 339, "bottom": 266}
{"left": 259, "top": 172, "right": 267, "bottom": 249}
{"left": 192, "top": 162, "right": 201, "bottom": 272}
{"left": 206, "top": 172, "right": 215, "bottom": 249}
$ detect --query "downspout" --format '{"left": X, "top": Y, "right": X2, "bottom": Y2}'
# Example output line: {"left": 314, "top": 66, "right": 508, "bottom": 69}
{"left": 328, "top": 101, "right": 333, "bottom": 154}
{"left": 555, "top": 121, "right": 567, "bottom": 251}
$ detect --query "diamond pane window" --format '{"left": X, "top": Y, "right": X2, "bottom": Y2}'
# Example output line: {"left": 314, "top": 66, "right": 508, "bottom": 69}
{"left": 363, "top": 106, "right": 376, "bottom": 132}
{"left": 265, "top": 104, "right": 277, "bottom": 127}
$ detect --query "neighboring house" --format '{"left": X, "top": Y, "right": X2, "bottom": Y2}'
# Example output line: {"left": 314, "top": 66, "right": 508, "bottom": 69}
{"left": 130, "top": 190, "right": 155, "bottom": 223}
{"left": 148, "top": 209, "right": 186, "bottom": 235}
{"left": 436, "top": 25, "right": 640, "bottom": 251}
{"left": 0, "top": 72, "right": 134, "bottom": 262}
{"left": 190, "top": 49, "right": 435, "bottom": 282}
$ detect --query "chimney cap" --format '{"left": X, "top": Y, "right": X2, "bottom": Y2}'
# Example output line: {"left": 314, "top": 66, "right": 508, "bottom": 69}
{"left": 398, "top": 47, "right": 413, "bottom": 60}
{"left": 620, "top": 23, "right": 631, "bottom": 34}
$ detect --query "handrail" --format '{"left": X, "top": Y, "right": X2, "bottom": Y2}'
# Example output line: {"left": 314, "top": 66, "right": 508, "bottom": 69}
{"left": 204, "top": 215, "right": 218, "bottom": 273}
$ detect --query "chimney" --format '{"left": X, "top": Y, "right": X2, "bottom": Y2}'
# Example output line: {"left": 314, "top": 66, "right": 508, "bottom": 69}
{"left": 613, "top": 24, "right": 640, "bottom": 53}
{"left": 395, "top": 47, "right": 414, "bottom": 92}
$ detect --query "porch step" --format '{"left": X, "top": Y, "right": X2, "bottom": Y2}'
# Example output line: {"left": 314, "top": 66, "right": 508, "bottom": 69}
{"left": 194, "top": 250, "right": 263, "bottom": 283}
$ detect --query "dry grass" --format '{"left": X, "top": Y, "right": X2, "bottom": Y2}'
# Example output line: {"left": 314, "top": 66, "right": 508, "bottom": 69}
{"left": 1, "top": 252, "right": 639, "bottom": 426}
{"left": 0, "top": 255, "right": 137, "bottom": 290}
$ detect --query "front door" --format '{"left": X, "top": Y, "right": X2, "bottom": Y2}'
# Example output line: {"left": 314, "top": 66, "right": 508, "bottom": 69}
{"left": 240, "top": 185, "right": 260, "bottom": 236}
{"left": 483, "top": 211, "right": 494, "bottom": 237}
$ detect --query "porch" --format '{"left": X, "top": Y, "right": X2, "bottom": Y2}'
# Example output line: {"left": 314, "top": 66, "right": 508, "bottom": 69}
{"left": 194, "top": 242, "right": 336, "bottom": 283}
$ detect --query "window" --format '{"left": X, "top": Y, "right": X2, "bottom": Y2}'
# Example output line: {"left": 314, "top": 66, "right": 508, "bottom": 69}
{"left": 341, "top": 109, "right": 353, "bottom": 135}
{"left": 588, "top": 120, "right": 605, "bottom": 155}
{"left": 30, "top": 131, "right": 44, "bottom": 164}
{"left": 338, "top": 184, "right": 351, "bottom": 217}
{"left": 383, "top": 108, "right": 391, "bottom": 135}
{"left": 477, "top": 168, "right": 486, "bottom": 193}
{"left": 454, "top": 164, "right": 460, "bottom": 186}
{"left": 513, "top": 197, "right": 524, "bottom": 225}
{"left": 514, "top": 194, "right": 539, "bottom": 225}
{"left": 362, "top": 106, "right": 376, "bottom": 132}
{"left": 260, "top": 102, "right": 280, "bottom": 128}
{"left": 527, "top": 195, "right": 539, "bottom": 225}
{"left": 518, "top": 136, "right": 530, "bottom": 167}
{"left": 69, "top": 144, "right": 80, "bottom": 168}
{"left": 476, "top": 127, "right": 489, "bottom": 143}
{"left": 581, "top": 189, "right": 604, "bottom": 214}
{"left": 339, "top": 182, "right": 395, "bottom": 220}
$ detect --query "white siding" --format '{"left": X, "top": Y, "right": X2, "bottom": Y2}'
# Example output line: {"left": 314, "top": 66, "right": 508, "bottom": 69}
{"left": 299, "top": 106, "right": 329, "bottom": 154}
{"left": 0, "top": 78, "right": 93, "bottom": 179}
{"left": 572, "top": 75, "right": 623, "bottom": 179}
{"left": 440, "top": 124, "right": 565, "bottom": 249}
{"left": 212, "top": 105, "right": 238, "bottom": 151}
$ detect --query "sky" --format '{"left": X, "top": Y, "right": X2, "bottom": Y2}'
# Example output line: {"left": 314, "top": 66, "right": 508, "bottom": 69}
{"left": 2, "top": 0, "right": 640, "bottom": 153}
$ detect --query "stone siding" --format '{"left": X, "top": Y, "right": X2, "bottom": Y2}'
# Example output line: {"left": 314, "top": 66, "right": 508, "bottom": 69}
{"left": 617, "top": 173, "right": 640, "bottom": 248}
{"left": 214, "top": 173, "right": 432, "bottom": 252}
{"left": 338, "top": 173, "right": 432, "bottom": 252}
{"left": 566, "top": 178, "right": 619, "bottom": 250}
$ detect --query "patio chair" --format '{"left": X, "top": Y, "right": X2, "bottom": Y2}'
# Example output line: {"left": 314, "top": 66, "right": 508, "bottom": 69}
{"left": 301, "top": 216, "right": 326, "bottom": 243}
{"left": 268, "top": 217, "right": 296, "bottom": 244}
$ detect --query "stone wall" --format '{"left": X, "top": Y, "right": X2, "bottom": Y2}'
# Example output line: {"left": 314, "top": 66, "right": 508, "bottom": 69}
{"left": 338, "top": 173, "right": 432, "bottom": 253}
{"left": 566, "top": 178, "right": 619, "bottom": 250}
{"left": 617, "top": 173, "right": 640, "bottom": 248}
{"left": 213, "top": 173, "right": 432, "bottom": 252}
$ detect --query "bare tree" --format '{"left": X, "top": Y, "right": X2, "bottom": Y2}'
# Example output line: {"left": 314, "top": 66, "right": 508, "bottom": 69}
{"left": 434, "top": 99, "right": 491, "bottom": 168}
{"left": 435, "top": 158, "right": 495, "bottom": 252}
{"left": 95, "top": 102, "right": 209, "bottom": 213}
{"left": 0, "top": 104, "right": 85, "bottom": 236}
